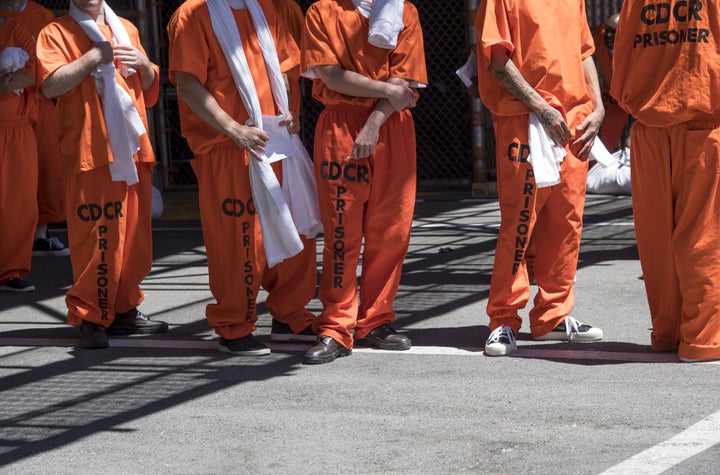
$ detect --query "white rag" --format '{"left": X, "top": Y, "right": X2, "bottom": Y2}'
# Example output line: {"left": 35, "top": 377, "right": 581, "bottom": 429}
{"left": 587, "top": 147, "right": 631, "bottom": 195}
{"left": 528, "top": 112, "right": 567, "bottom": 188}
{"left": 455, "top": 51, "right": 477, "bottom": 88}
{"left": 68, "top": 1, "right": 145, "bottom": 186}
{"left": 589, "top": 138, "right": 619, "bottom": 168}
{"left": 352, "top": 0, "right": 405, "bottom": 49}
{"left": 206, "top": 0, "right": 322, "bottom": 266}
{"left": 0, "top": 47, "right": 29, "bottom": 95}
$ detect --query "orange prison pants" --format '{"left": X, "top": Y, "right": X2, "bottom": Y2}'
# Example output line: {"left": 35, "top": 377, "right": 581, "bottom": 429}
{"left": 313, "top": 105, "right": 417, "bottom": 349}
{"left": 192, "top": 146, "right": 316, "bottom": 340}
{"left": 631, "top": 119, "right": 720, "bottom": 360}
{"left": 0, "top": 119, "right": 38, "bottom": 283}
{"left": 65, "top": 163, "right": 154, "bottom": 326}
{"left": 599, "top": 100, "right": 630, "bottom": 151}
{"left": 487, "top": 112, "right": 588, "bottom": 337}
{"left": 35, "top": 99, "right": 65, "bottom": 224}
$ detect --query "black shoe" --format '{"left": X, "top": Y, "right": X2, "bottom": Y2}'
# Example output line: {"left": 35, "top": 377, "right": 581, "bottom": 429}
{"left": 358, "top": 324, "right": 411, "bottom": 350}
{"left": 79, "top": 321, "right": 109, "bottom": 349}
{"left": 0, "top": 276, "right": 36, "bottom": 293}
{"left": 218, "top": 334, "right": 271, "bottom": 356}
{"left": 303, "top": 336, "right": 351, "bottom": 365}
{"left": 32, "top": 236, "right": 70, "bottom": 257}
{"left": 270, "top": 319, "right": 316, "bottom": 342}
{"left": 107, "top": 308, "right": 169, "bottom": 336}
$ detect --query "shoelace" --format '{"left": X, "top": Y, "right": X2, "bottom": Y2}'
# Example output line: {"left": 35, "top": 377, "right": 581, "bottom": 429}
{"left": 46, "top": 237, "right": 65, "bottom": 250}
{"left": 564, "top": 316, "right": 581, "bottom": 342}
{"left": 487, "top": 326, "right": 517, "bottom": 350}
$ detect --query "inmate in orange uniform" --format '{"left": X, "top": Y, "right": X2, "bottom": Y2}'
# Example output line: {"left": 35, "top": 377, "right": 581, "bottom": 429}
{"left": 476, "top": 0, "right": 605, "bottom": 355}
{"left": 301, "top": 0, "right": 427, "bottom": 362}
{"left": 592, "top": 16, "right": 631, "bottom": 151}
{"left": 0, "top": 1, "right": 65, "bottom": 228}
{"left": 611, "top": 0, "right": 720, "bottom": 362}
{"left": 0, "top": 18, "right": 38, "bottom": 289}
{"left": 36, "top": 2, "right": 167, "bottom": 344}
{"left": 167, "top": 0, "right": 317, "bottom": 355}
{"left": 271, "top": 0, "right": 303, "bottom": 115}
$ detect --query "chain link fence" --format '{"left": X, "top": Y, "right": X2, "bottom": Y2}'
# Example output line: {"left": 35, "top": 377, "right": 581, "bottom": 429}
{"left": 33, "top": 0, "right": 625, "bottom": 192}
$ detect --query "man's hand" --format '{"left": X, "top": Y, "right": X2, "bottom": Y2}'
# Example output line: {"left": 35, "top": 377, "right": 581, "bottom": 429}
{"left": 385, "top": 82, "right": 418, "bottom": 112}
{"left": 279, "top": 111, "right": 300, "bottom": 135}
{"left": 538, "top": 106, "right": 573, "bottom": 146}
{"left": 92, "top": 41, "right": 114, "bottom": 65}
{"left": 571, "top": 108, "right": 604, "bottom": 158}
{"left": 228, "top": 122, "right": 269, "bottom": 159}
{"left": 112, "top": 44, "right": 150, "bottom": 72}
{"left": 351, "top": 122, "right": 380, "bottom": 159}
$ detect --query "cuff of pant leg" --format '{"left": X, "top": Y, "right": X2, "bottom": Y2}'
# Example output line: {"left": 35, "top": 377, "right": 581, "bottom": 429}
{"left": 678, "top": 341, "right": 720, "bottom": 361}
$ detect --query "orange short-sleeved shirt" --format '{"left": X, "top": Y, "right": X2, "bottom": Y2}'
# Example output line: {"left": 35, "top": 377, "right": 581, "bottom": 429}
{"left": 301, "top": 0, "right": 428, "bottom": 107}
{"left": 36, "top": 15, "right": 159, "bottom": 177}
{"left": 611, "top": 0, "right": 720, "bottom": 127}
{"left": 272, "top": 0, "right": 304, "bottom": 45}
{"left": 475, "top": 0, "right": 595, "bottom": 118}
{"left": 0, "top": 18, "right": 37, "bottom": 122}
{"left": 167, "top": 0, "right": 299, "bottom": 156}
{"left": 0, "top": 1, "right": 55, "bottom": 37}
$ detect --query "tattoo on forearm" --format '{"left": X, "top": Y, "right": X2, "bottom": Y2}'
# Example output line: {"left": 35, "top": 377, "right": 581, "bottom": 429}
{"left": 492, "top": 68, "right": 536, "bottom": 107}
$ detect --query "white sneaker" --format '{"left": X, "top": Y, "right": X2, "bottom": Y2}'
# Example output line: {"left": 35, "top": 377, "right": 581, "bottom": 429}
{"left": 533, "top": 316, "right": 603, "bottom": 342}
{"left": 485, "top": 326, "right": 517, "bottom": 356}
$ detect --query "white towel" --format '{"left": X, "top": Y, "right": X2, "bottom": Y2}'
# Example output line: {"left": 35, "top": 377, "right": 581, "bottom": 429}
{"left": 455, "top": 51, "right": 477, "bottom": 88}
{"left": 0, "top": 47, "right": 29, "bottom": 95}
{"left": 68, "top": 1, "right": 145, "bottom": 186}
{"left": 352, "top": 0, "right": 405, "bottom": 49}
{"left": 589, "top": 139, "right": 618, "bottom": 168}
{"left": 528, "top": 112, "right": 567, "bottom": 188}
{"left": 206, "top": 0, "right": 322, "bottom": 266}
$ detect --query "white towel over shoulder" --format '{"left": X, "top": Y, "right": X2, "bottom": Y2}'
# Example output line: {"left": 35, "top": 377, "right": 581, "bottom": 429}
{"left": 528, "top": 112, "right": 567, "bottom": 188}
{"left": 352, "top": 0, "right": 405, "bottom": 49}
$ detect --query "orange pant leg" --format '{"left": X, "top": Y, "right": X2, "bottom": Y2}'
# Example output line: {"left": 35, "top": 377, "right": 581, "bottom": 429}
{"left": 632, "top": 121, "right": 720, "bottom": 359}
{"left": 65, "top": 164, "right": 153, "bottom": 326}
{"left": 262, "top": 234, "right": 316, "bottom": 333}
{"left": 598, "top": 101, "right": 629, "bottom": 151}
{"left": 0, "top": 120, "right": 38, "bottom": 282}
{"left": 355, "top": 109, "right": 416, "bottom": 339}
{"left": 487, "top": 113, "right": 587, "bottom": 337}
{"left": 312, "top": 107, "right": 369, "bottom": 349}
{"left": 192, "top": 147, "right": 265, "bottom": 340}
{"left": 35, "top": 99, "right": 65, "bottom": 225}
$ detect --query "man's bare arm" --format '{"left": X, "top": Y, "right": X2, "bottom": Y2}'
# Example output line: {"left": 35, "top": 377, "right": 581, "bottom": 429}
{"left": 41, "top": 41, "right": 113, "bottom": 99}
{"left": 571, "top": 56, "right": 605, "bottom": 158}
{"left": 488, "top": 44, "right": 572, "bottom": 145}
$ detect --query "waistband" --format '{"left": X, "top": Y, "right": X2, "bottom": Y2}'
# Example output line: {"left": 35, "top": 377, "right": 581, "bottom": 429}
{"left": 323, "top": 104, "right": 375, "bottom": 113}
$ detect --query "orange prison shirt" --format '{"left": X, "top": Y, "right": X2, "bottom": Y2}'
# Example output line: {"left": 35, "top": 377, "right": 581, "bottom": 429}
{"left": 2, "top": 1, "right": 65, "bottom": 224}
{"left": 167, "top": 0, "right": 298, "bottom": 155}
{"left": 475, "top": 0, "right": 595, "bottom": 120}
{"left": 0, "top": 18, "right": 38, "bottom": 283}
{"left": 36, "top": 16, "right": 159, "bottom": 178}
{"left": 592, "top": 21, "right": 629, "bottom": 150}
{"left": 271, "top": 0, "right": 303, "bottom": 115}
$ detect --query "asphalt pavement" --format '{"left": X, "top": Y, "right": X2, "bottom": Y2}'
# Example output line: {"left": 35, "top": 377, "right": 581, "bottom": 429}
{"left": 1, "top": 193, "right": 719, "bottom": 474}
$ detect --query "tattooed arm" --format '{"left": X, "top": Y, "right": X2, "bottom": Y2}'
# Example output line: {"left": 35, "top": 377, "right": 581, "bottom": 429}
{"left": 488, "top": 44, "right": 572, "bottom": 146}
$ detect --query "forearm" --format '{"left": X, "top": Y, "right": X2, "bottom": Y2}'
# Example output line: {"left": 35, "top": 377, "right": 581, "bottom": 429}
{"left": 41, "top": 50, "right": 102, "bottom": 98}
{"left": 174, "top": 71, "right": 242, "bottom": 138}
{"left": 315, "top": 65, "right": 393, "bottom": 100}
{"left": 138, "top": 62, "right": 156, "bottom": 92}
{"left": 490, "top": 57, "right": 549, "bottom": 115}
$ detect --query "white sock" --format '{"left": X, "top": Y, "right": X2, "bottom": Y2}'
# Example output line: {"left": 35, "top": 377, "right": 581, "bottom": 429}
{"left": 35, "top": 223, "right": 48, "bottom": 241}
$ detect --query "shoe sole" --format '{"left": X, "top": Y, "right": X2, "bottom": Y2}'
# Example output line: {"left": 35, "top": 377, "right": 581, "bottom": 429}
{"left": 32, "top": 250, "right": 70, "bottom": 257}
{"left": 218, "top": 344, "right": 271, "bottom": 356}
{"left": 533, "top": 330, "right": 603, "bottom": 342}
{"left": 270, "top": 333, "right": 317, "bottom": 343}
{"left": 484, "top": 344, "right": 515, "bottom": 357}
{"left": 0, "top": 285, "right": 36, "bottom": 293}
{"left": 106, "top": 323, "right": 169, "bottom": 336}
{"left": 303, "top": 349, "right": 351, "bottom": 365}
{"left": 358, "top": 337, "right": 411, "bottom": 351}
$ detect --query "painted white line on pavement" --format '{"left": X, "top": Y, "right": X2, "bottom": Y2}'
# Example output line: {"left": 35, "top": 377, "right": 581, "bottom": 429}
{"left": 1, "top": 338, "right": 713, "bottom": 364}
{"left": 599, "top": 410, "right": 720, "bottom": 475}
